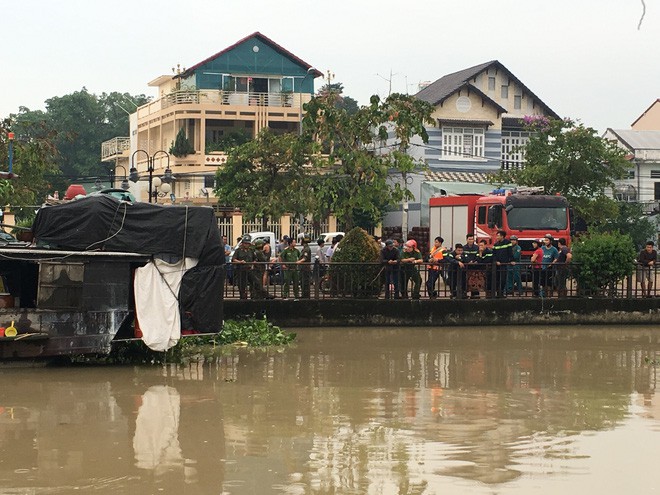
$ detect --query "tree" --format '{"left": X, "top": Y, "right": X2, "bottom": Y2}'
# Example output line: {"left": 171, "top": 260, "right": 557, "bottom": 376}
{"left": 317, "top": 82, "right": 359, "bottom": 115}
{"left": 303, "top": 92, "right": 433, "bottom": 230}
{"left": 214, "top": 130, "right": 315, "bottom": 229}
{"left": 0, "top": 117, "right": 60, "bottom": 216}
{"left": 501, "top": 117, "right": 629, "bottom": 223}
{"left": 170, "top": 127, "right": 195, "bottom": 157}
{"left": 592, "top": 202, "right": 655, "bottom": 251}
{"left": 11, "top": 89, "right": 149, "bottom": 191}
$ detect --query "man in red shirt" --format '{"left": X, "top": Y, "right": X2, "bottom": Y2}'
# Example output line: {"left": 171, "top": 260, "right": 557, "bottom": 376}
{"left": 530, "top": 239, "right": 544, "bottom": 297}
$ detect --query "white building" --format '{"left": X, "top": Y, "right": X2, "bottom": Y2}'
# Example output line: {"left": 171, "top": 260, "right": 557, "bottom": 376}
{"left": 603, "top": 129, "right": 660, "bottom": 213}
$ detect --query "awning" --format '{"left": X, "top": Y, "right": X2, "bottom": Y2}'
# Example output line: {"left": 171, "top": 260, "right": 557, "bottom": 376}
{"left": 425, "top": 170, "right": 492, "bottom": 183}
{"left": 437, "top": 118, "right": 494, "bottom": 127}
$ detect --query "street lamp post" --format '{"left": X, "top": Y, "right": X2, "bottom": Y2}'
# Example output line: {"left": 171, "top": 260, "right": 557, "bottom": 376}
{"left": 7, "top": 132, "right": 14, "bottom": 175}
{"left": 113, "top": 164, "right": 130, "bottom": 190}
{"left": 130, "top": 150, "right": 172, "bottom": 203}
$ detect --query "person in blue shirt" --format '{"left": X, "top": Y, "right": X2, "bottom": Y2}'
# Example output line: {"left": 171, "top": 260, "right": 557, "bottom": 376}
{"left": 222, "top": 235, "right": 233, "bottom": 284}
{"left": 540, "top": 234, "right": 559, "bottom": 297}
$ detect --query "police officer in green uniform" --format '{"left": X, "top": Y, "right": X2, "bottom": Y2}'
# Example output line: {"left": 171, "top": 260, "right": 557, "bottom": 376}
{"left": 232, "top": 235, "right": 255, "bottom": 299}
{"left": 298, "top": 236, "right": 312, "bottom": 298}
{"left": 252, "top": 239, "right": 273, "bottom": 299}
{"left": 279, "top": 238, "right": 301, "bottom": 299}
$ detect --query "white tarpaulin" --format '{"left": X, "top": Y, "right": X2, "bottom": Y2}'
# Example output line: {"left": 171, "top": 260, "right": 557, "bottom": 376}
{"left": 134, "top": 257, "right": 198, "bottom": 351}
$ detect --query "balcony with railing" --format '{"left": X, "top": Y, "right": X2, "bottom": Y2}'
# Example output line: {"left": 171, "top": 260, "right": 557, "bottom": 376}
{"left": 101, "top": 137, "right": 130, "bottom": 162}
{"left": 137, "top": 90, "right": 310, "bottom": 119}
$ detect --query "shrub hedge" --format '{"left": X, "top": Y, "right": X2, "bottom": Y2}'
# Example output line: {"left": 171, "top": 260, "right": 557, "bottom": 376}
{"left": 572, "top": 232, "right": 635, "bottom": 297}
{"left": 329, "top": 227, "right": 382, "bottom": 297}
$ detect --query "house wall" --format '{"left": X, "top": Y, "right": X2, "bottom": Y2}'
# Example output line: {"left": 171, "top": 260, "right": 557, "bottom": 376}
{"left": 431, "top": 92, "right": 501, "bottom": 128}
{"left": 632, "top": 102, "right": 660, "bottom": 131}
{"left": 604, "top": 129, "right": 660, "bottom": 203}
{"left": 191, "top": 38, "right": 315, "bottom": 94}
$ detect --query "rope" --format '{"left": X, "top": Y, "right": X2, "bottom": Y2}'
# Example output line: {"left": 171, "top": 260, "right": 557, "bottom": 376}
{"left": 85, "top": 202, "right": 128, "bottom": 251}
{"left": 153, "top": 260, "right": 182, "bottom": 302}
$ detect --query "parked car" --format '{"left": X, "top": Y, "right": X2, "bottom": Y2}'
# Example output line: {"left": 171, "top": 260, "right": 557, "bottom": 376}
{"left": 88, "top": 188, "right": 136, "bottom": 202}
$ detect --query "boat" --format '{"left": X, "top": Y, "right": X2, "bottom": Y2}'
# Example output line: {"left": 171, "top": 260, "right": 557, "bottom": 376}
{"left": 0, "top": 195, "right": 225, "bottom": 360}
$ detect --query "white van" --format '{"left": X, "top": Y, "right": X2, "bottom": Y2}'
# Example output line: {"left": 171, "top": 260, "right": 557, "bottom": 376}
{"left": 230, "top": 231, "right": 278, "bottom": 258}
{"left": 296, "top": 232, "right": 345, "bottom": 255}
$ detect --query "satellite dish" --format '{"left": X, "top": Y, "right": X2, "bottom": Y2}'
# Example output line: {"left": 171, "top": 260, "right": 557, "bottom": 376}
{"left": 200, "top": 188, "right": 209, "bottom": 197}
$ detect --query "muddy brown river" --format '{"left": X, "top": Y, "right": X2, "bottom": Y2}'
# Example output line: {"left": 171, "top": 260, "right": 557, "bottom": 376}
{"left": 2, "top": 325, "right": 660, "bottom": 494}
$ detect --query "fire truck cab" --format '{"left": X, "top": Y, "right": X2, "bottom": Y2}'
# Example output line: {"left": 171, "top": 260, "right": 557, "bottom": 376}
{"left": 429, "top": 187, "right": 570, "bottom": 256}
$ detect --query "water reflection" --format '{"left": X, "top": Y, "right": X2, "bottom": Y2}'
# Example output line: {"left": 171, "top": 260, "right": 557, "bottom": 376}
{"left": 0, "top": 326, "right": 660, "bottom": 493}
{"left": 133, "top": 385, "right": 182, "bottom": 472}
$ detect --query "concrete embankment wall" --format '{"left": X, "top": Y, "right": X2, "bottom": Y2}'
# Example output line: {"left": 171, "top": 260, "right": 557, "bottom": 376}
{"left": 224, "top": 298, "right": 660, "bottom": 327}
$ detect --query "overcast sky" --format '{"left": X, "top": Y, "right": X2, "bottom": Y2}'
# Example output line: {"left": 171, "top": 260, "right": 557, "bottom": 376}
{"left": 2, "top": 0, "right": 658, "bottom": 133}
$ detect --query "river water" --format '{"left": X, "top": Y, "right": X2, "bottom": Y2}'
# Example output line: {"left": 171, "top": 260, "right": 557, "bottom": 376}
{"left": 1, "top": 325, "right": 660, "bottom": 494}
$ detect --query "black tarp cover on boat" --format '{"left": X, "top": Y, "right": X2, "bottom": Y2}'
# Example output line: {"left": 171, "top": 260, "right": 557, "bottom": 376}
{"left": 32, "top": 195, "right": 224, "bottom": 266}
{"left": 32, "top": 195, "right": 225, "bottom": 335}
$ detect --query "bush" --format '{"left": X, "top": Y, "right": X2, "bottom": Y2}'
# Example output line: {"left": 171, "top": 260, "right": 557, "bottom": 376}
{"left": 572, "top": 232, "right": 635, "bottom": 296}
{"left": 329, "top": 227, "right": 382, "bottom": 297}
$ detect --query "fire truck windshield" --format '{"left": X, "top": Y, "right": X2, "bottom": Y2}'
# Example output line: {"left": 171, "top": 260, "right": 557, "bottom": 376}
{"left": 506, "top": 207, "right": 568, "bottom": 230}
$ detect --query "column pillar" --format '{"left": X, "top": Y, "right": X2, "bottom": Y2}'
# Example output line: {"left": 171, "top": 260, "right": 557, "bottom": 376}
{"left": 328, "top": 215, "right": 337, "bottom": 233}
{"left": 231, "top": 210, "right": 243, "bottom": 243}
{"left": 280, "top": 214, "right": 291, "bottom": 240}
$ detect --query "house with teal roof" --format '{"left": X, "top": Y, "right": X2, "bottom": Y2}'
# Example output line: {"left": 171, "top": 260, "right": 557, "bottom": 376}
{"left": 103, "top": 32, "right": 322, "bottom": 205}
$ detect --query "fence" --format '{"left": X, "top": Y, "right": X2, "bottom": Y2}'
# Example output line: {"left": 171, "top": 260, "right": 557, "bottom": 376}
{"left": 288, "top": 219, "right": 330, "bottom": 241}
{"left": 216, "top": 216, "right": 233, "bottom": 244}
{"left": 224, "top": 261, "right": 655, "bottom": 300}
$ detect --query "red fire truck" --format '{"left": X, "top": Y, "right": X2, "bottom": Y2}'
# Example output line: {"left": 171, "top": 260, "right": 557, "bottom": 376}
{"left": 429, "top": 187, "right": 571, "bottom": 256}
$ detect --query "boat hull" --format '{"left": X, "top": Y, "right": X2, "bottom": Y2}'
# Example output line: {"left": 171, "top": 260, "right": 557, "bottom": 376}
{"left": 0, "top": 309, "right": 129, "bottom": 359}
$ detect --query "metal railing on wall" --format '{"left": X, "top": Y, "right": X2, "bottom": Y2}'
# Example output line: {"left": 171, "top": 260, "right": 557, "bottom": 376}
{"left": 223, "top": 261, "right": 658, "bottom": 301}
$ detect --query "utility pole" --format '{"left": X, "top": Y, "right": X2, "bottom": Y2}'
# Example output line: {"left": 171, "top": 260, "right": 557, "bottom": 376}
{"left": 376, "top": 69, "right": 398, "bottom": 96}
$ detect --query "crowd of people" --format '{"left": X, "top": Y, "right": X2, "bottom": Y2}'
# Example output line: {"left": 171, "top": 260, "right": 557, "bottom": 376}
{"left": 224, "top": 233, "right": 344, "bottom": 300}
{"left": 381, "top": 231, "right": 572, "bottom": 299}
{"left": 222, "top": 230, "right": 659, "bottom": 300}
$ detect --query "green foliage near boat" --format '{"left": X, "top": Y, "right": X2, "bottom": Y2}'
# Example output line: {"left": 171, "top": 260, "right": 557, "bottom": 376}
{"left": 73, "top": 316, "right": 296, "bottom": 365}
